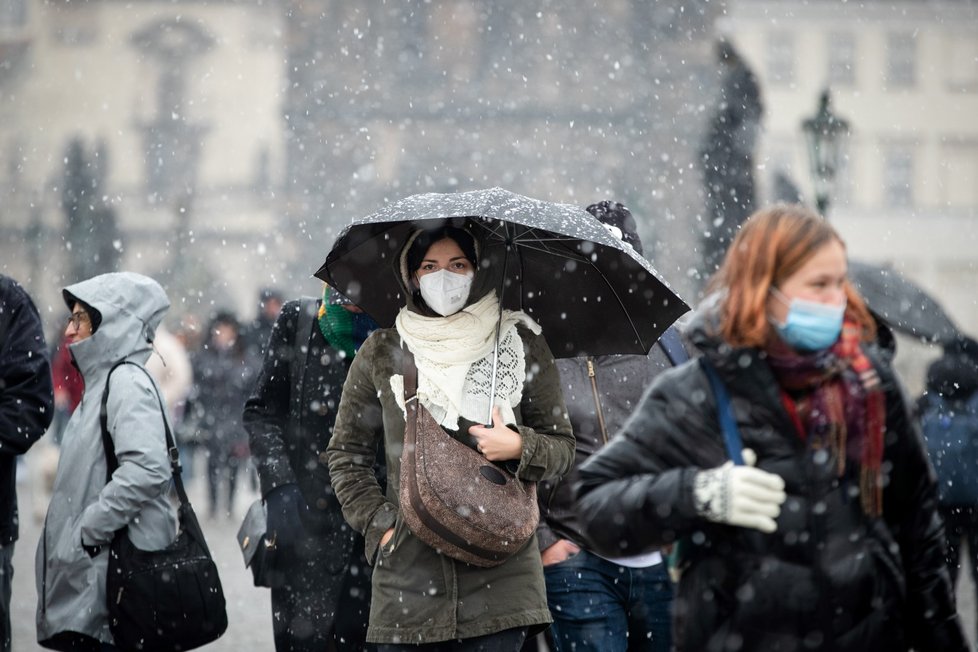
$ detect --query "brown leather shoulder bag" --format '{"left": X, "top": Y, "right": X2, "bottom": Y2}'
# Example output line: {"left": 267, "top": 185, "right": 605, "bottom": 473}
{"left": 398, "top": 348, "right": 539, "bottom": 567}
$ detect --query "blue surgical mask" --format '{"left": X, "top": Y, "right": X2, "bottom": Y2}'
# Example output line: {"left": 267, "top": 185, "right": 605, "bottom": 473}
{"left": 770, "top": 287, "right": 846, "bottom": 352}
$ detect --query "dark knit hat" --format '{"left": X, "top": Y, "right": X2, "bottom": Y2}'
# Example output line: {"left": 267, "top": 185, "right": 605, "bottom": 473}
{"left": 926, "top": 349, "right": 978, "bottom": 401}
{"left": 585, "top": 200, "right": 644, "bottom": 256}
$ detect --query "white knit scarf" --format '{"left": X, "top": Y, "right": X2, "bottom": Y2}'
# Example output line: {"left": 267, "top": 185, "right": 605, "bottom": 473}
{"left": 392, "top": 292, "right": 541, "bottom": 429}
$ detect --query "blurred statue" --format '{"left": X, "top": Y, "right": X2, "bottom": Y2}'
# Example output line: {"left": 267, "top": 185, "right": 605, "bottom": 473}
{"left": 699, "top": 39, "right": 763, "bottom": 280}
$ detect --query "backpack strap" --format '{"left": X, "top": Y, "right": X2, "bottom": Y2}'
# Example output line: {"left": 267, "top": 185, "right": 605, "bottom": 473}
{"left": 100, "top": 360, "right": 189, "bottom": 507}
{"left": 658, "top": 326, "right": 689, "bottom": 367}
{"left": 699, "top": 357, "right": 745, "bottom": 466}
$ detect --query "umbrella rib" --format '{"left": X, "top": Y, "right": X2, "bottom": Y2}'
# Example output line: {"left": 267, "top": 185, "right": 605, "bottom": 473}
{"left": 584, "top": 260, "right": 649, "bottom": 352}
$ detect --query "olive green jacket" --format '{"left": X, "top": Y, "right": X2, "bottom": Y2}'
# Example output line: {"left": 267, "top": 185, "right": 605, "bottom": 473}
{"left": 326, "top": 326, "right": 574, "bottom": 644}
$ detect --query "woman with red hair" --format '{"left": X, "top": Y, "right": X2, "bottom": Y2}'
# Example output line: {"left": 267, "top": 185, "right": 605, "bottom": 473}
{"left": 574, "top": 204, "right": 967, "bottom": 651}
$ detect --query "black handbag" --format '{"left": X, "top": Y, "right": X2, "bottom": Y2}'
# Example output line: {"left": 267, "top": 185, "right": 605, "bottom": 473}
{"left": 99, "top": 360, "right": 228, "bottom": 651}
{"left": 236, "top": 498, "right": 273, "bottom": 587}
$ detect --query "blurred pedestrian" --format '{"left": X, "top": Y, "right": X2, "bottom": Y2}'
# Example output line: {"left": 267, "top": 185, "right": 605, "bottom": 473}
{"left": 145, "top": 324, "right": 194, "bottom": 475}
{"left": 326, "top": 224, "right": 575, "bottom": 650}
{"left": 36, "top": 272, "right": 177, "bottom": 651}
{"left": 574, "top": 204, "right": 968, "bottom": 651}
{"left": 534, "top": 201, "right": 681, "bottom": 652}
{"left": 245, "top": 287, "right": 284, "bottom": 359}
{"left": 917, "top": 335, "right": 978, "bottom": 642}
{"left": 49, "top": 333, "right": 83, "bottom": 445}
{"left": 188, "top": 310, "right": 257, "bottom": 519}
{"left": 244, "top": 284, "right": 381, "bottom": 651}
{"left": 0, "top": 275, "right": 53, "bottom": 652}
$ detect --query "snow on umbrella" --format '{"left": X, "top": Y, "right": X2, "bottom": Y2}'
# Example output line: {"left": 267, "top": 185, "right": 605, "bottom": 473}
{"left": 314, "top": 187, "right": 689, "bottom": 360}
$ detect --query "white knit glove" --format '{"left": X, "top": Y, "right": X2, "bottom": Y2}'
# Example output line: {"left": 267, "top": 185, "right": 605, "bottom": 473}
{"left": 693, "top": 449, "right": 786, "bottom": 533}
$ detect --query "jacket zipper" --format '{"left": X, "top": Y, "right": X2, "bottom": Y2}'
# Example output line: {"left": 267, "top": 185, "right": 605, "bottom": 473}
{"left": 587, "top": 358, "right": 609, "bottom": 445}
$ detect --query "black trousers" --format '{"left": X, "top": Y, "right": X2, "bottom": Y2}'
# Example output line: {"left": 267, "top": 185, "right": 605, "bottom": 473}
{"left": 940, "top": 504, "right": 978, "bottom": 641}
{"left": 269, "top": 528, "right": 372, "bottom": 652}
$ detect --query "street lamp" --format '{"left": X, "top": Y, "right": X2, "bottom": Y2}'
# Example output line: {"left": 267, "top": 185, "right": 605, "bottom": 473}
{"left": 801, "top": 89, "right": 850, "bottom": 216}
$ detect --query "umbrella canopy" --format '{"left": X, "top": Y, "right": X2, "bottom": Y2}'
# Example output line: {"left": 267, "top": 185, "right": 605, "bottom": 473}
{"left": 315, "top": 187, "right": 689, "bottom": 358}
{"left": 848, "top": 260, "right": 960, "bottom": 344}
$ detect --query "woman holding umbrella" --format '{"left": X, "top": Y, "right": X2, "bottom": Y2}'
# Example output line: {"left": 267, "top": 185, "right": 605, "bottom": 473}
{"left": 574, "top": 204, "right": 967, "bottom": 651}
{"left": 326, "top": 223, "right": 575, "bottom": 650}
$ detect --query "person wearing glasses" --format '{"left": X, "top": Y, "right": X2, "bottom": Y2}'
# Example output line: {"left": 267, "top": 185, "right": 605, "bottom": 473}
{"left": 36, "top": 272, "right": 178, "bottom": 652}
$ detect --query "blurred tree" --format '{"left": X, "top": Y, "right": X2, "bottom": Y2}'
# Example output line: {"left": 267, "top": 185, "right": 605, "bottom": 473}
{"left": 699, "top": 39, "right": 764, "bottom": 281}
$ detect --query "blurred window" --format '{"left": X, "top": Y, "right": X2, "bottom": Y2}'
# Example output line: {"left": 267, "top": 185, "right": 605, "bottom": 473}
{"left": 883, "top": 144, "right": 915, "bottom": 208}
{"left": 945, "top": 32, "right": 978, "bottom": 93}
{"left": 940, "top": 141, "right": 978, "bottom": 209}
{"left": 828, "top": 32, "right": 856, "bottom": 87}
{"left": 766, "top": 32, "right": 795, "bottom": 86}
{"left": 885, "top": 32, "right": 916, "bottom": 89}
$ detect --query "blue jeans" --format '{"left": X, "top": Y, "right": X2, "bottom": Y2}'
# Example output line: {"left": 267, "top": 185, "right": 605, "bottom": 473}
{"left": 544, "top": 550, "right": 673, "bottom": 652}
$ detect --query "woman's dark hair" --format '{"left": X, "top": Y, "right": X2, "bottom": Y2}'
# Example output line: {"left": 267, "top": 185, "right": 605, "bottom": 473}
{"left": 65, "top": 294, "right": 102, "bottom": 334}
{"left": 405, "top": 225, "right": 478, "bottom": 277}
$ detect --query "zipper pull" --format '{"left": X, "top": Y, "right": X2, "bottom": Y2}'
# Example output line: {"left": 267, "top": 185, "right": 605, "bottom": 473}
{"left": 116, "top": 587, "right": 124, "bottom": 604}
{"left": 587, "top": 359, "right": 595, "bottom": 377}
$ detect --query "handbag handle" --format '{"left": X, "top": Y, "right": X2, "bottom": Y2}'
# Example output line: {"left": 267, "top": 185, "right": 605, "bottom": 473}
{"left": 99, "top": 360, "right": 190, "bottom": 507}
{"left": 402, "top": 347, "right": 420, "bottom": 451}
{"left": 699, "top": 357, "right": 745, "bottom": 466}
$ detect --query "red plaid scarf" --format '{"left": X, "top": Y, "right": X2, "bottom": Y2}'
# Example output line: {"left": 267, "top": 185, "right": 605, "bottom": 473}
{"left": 765, "top": 320, "right": 885, "bottom": 516}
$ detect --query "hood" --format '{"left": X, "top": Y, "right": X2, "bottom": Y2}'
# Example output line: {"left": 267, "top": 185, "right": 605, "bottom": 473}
{"left": 926, "top": 352, "right": 978, "bottom": 401}
{"left": 394, "top": 220, "right": 501, "bottom": 316}
{"left": 63, "top": 272, "right": 170, "bottom": 379}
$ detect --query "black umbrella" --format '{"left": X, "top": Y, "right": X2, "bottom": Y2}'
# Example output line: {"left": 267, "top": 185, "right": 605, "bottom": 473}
{"left": 315, "top": 187, "right": 689, "bottom": 359}
{"left": 849, "top": 260, "right": 960, "bottom": 344}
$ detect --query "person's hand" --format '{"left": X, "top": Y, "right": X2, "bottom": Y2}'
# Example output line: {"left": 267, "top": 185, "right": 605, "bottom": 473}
{"left": 265, "top": 483, "right": 306, "bottom": 552}
{"left": 468, "top": 406, "right": 523, "bottom": 461}
{"left": 692, "top": 449, "right": 786, "bottom": 533}
{"left": 380, "top": 528, "right": 395, "bottom": 547}
{"left": 541, "top": 539, "right": 581, "bottom": 566}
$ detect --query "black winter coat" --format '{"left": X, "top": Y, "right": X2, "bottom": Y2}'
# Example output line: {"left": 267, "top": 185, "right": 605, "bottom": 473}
{"left": 538, "top": 345, "right": 673, "bottom": 552}
{"left": 243, "top": 299, "right": 383, "bottom": 571}
{"left": 0, "top": 275, "right": 53, "bottom": 545}
{"left": 574, "top": 308, "right": 966, "bottom": 652}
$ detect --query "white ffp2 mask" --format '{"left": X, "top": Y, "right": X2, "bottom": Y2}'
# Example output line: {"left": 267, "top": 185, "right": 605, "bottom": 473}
{"left": 418, "top": 269, "right": 473, "bottom": 316}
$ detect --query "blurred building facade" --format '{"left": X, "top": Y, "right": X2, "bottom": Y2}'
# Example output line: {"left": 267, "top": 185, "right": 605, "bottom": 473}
{"left": 722, "top": 0, "right": 978, "bottom": 387}
{"left": 0, "top": 0, "right": 290, "bottom": 329}
{"left": 0, "top": 0, "right": 724, "bottom": 334}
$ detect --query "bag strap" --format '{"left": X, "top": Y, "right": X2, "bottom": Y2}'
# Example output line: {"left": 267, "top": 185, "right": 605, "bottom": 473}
{"left": 658, "top": 326, "right": 689, "bottom": 367}
{"left": 699, "top": 357, "right": 745, "bottom": 466}
{"left": 100, "top": 360, "right": 190, "bottom": 506}
{"left": 402, "top": 346, "right": 419, "bottom": 453}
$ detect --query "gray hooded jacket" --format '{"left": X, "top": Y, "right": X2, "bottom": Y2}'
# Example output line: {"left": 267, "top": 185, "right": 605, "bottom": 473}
{"left": 36, "top": 272, "right": 178, "bottom": 645}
